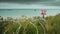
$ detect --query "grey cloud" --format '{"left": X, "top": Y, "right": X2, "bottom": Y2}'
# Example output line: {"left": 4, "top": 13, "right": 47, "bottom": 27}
{"left": 0, "top": 0, "right": 60, "bottom": 6}
{"left": 40, "top": 2, "right": 60, "bottom": 6}
{"left": 0, "top": 0, "right": 53, "bottom": 2}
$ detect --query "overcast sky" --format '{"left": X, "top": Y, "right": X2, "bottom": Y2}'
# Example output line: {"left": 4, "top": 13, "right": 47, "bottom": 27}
{"left": 0, "top": 0, "right": 60, "bottom": 9}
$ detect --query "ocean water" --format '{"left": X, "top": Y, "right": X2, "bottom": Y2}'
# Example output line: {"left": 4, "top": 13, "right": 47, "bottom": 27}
{"left": 0, "top": 9, "right": 60, "bottom": 18}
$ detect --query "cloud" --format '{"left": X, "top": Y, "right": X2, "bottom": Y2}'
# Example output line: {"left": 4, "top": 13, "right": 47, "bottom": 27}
{"left": 0, "top": 0, "right": 57, "bottom": 4}
{"left": 0, "top": 2, "right": 60, "bottom": 9}
{"left": 0, "top": 0, "right": 60, "bottom": 9}
{"left": 0, "top": 0, "right": 53, "bottom": 2}
{"left": 0, "top": 0, "right": 60, "bottom": 6}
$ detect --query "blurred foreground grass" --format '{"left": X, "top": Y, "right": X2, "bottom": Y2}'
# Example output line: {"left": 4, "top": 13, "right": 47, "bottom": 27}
{"left": 0, "top": 14, "right": 60, "bottom": 34}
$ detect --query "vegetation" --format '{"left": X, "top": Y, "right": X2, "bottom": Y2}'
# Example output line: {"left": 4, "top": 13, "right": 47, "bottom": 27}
{"left": 0, "top": 13, "right": 60, "bottom": 34}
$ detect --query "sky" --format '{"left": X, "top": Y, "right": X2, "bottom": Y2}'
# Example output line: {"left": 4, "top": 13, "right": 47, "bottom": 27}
{"left": 0, "top": 0, "right": 60, "bottom": 18}
{"left": 0, "top": 0, "right": 60, "bottom": 9}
